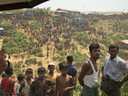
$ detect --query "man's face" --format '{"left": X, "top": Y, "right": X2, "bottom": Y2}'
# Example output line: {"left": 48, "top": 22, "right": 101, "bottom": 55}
{"left": 109, "top": 48, "right": 118, "bottom": 59}
{"left": 26, "top": 72, "right": 33, "bottom": 79}
{"left": 38, "top": 72, "right": 45, "bottom": 79}
{"left": 90, "top": 48, "right": 100, "bottom": 59}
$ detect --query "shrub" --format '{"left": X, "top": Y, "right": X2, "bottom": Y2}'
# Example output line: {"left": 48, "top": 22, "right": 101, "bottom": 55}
{"left": 38, "top": 52, "right": 44, "bottom": 57}
{"left": 38, "top": 61, "right": 42, "bottom": 66}
{"left": 58, "top": 56, "right": 65, "bottom": 62}
{"left": 14, "top": 61, "right": 22, "bottom": 68}
{"left": 3, "top": 37, "right": 9, "bottom": 43}
{"left": 37, "top": 47, "right": 42, "bottom": 53}
{"left": 52, "top": 56, "right": 58, "bottom": 61}
{"left": 22, "top": 64, "right": 25, "bottom": 68}
{"left": 60, "top": 50, "right": 67, "bottom": 56}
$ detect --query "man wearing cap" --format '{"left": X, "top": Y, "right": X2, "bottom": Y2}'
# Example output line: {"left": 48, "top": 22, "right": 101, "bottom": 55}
{"left": 46, "top": 62, "right": 59, "bottom": 96}
{"left": 67, "top": 56, "right": 78, "bottom": 96}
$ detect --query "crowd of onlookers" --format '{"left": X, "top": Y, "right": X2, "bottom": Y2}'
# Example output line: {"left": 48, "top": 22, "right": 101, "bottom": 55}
{"left": 0, "top": 43, "right": 128, "bottom": 96}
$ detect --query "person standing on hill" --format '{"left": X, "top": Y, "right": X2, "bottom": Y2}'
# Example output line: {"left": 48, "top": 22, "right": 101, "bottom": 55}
{"left": 100, "top": 44, "right": 128, "bottom": 96}
{"left": 79, "top": 44, "right": 100, "bottom": 96}
{"left": 67, "top": 56, "right": 78, "bottom": 96}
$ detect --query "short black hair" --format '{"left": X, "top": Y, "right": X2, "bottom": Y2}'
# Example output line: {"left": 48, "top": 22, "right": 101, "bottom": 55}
{"left": 59, "top": 62, "right": 68, "bottom": 71}
{"left": 38, "top": 67, "right": 46, "bottom": 74}
{"left": 26, "top": 68, "right": 33, "bottom": 74}
{"left": 89, "top": 44, "right": 100, "bottom": 52}
{"left": 2, "top": 74, "right": 7, "bottom": 78}
{"left": 66, "top": 56, "right": 73, "bottom": 63}
{"left": 5, "top": 61, "right": 13, "bottom": 75}
{"left": 109, "top": 44, "right": 119, "bottom": 51}
{"left": 17, "top": 74, "right": 25, "bottom": 81}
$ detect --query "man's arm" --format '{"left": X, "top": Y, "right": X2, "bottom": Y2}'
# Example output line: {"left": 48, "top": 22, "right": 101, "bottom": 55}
{"left": 74, "top": 70, "right": 78, "bottom": 85}
{"left": 78, "top": 61, "right": 90, "bottom": 86}
{"left": 55, "top": 77, "right": 59, "bottom": 96}
{"left": 29, "top": 82, "right": 35, "bottom": 96}
{"left": 118, "top": 62, "right": 128, "bottom": 87}
{"left": 9, "top": 80, "right": 15, "bottom": 96}
{"left": 19, "top": 81, "right": 26, "bottom": 96}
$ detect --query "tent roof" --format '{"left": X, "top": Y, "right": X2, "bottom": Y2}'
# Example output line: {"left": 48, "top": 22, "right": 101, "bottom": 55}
{"left": 0, "top": 27, "right": 3, "bottom": 30}
{"left": 0, "top": 0, "right": 48, "bottom": 11}
{"left": 120, "top": 40, "right": 128, "bottom": 45}
{"left": 104, "top": 13, "right": 115, "bottom": 16}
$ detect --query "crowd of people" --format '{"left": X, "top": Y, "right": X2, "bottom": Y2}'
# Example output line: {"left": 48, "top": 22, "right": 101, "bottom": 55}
{"left": 0, "top": 9, "right": 128, "bottom": 96}
{"left": 1, "top": 9, "right": 108, "bottom": 58}
{"left": 0, "top": 43, "right": 128, "bottom": 96}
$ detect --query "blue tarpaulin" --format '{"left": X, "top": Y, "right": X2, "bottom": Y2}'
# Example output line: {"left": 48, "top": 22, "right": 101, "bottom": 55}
{"left": 80, "top": 19, "right": 85, "bottom": 23}
{"left": 72, "top": 18, "right": 85, "bottom": 23}
{"left": 27, "top": 11, "right": 33, "bottom": 14}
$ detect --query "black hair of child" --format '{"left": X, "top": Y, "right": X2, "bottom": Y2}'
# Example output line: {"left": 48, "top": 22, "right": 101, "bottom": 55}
{"left": 38, "top": 67, "right": 46, "bottom": 74}
{"left": 17, "top": 74, "right": 25, "bottom": 81}
{"left": 2, "top": 74, "right": 7, "bottom": 78}
{"left": 5, "top": 61, "right": 13, "bottom": 75}
{"left": 59, "top": 62, "right": 68, "bottom": 71}
{"left": 26, "top": 68, "right": 33, "bottom": 74}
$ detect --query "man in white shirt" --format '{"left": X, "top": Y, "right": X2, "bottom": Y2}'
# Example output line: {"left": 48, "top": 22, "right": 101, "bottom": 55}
{"left": 100, "top": 44, "right": 128, "bottom": 96}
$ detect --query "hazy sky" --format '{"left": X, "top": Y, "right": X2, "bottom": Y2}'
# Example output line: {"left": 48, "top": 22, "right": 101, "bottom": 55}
{"left": 34, "top": 0, "right": 128, "bottom": 12}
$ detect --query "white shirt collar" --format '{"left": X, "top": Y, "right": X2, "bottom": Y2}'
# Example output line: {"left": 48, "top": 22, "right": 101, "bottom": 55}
{"left": 109, "top": 55, "right": 118, "bottom": 62}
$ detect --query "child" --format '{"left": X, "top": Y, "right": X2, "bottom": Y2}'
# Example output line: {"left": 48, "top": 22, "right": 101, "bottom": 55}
{"left": 0, "top": 61, "right": 15, "bottom": 96}
{"left": 30, "top": 67, "right": 55, "bottom": 96}
{"left": 15, "top": 74, "right": 25, "bottom": 96}
{"left": 46, "top": 62, "right": 59, "bottom": 96}
{"left": 0, "top": 74, "right": 7, "bottom": 96}
{"left": 55, "top": 62, "right": 75, "bottom": 96}
{"left": 46, "top": 62, "right": 59, "bottom": 83}
{"left": 19, "top": 68, "right": 34, "bottom": 96}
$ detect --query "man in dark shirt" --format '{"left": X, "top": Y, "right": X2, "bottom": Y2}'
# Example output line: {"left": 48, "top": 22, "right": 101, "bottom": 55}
{"left": 67, "top": 56, "right": 78, "bottom": 96}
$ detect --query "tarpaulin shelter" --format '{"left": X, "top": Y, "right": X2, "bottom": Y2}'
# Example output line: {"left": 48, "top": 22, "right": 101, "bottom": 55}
{"left": 0, "top": 27, "right": 3, "bottom": 34}
{"left": 0, "top": 0, "right": 49, "bottom": 11}
{"left": 27, "top": 11, "right": 33, "bottom": 14}
{"left": 104, "top": 13, "right": 115, "bottom": 16}
{"left": 72, "top": 18, "right": 85, "bottom": 23}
